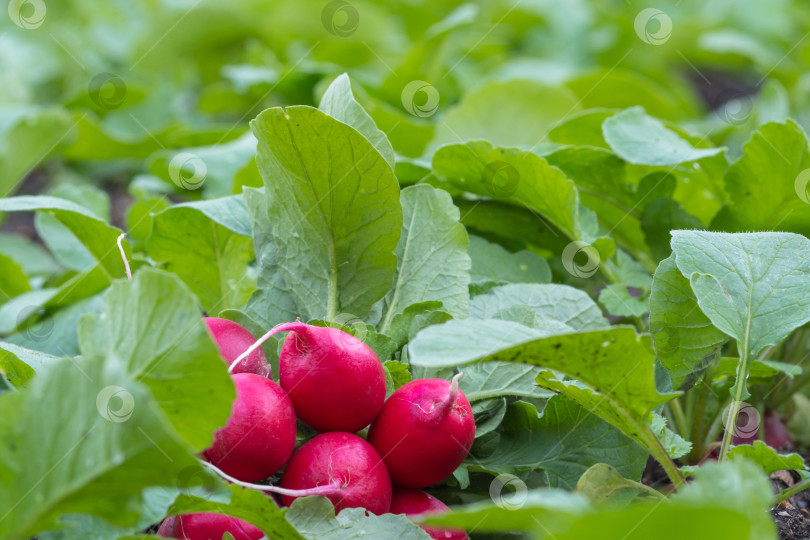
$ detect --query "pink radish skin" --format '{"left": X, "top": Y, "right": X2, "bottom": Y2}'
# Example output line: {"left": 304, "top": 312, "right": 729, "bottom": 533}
{"left": 368, "top": 375, "right": 475, "bottom": 488}
{"left": 764, "top": 412, "right": 793, "bottom": 449}
{"left": 203, "top": 373, "right": 296, "bottom": 482}
{"left": 203, "top": 318, "right": 269, "bottom": 377}
{"left": 156, "top": 513, "right": 263, "bottom": 540}
{"left": 280, "top": 432, "right": 392, "bottom": 514}
{"left": 390, "top": 488, "right": 468, "bottom": 540}
{"left": 245, "top": 322, "right": 385, "bottom": 432}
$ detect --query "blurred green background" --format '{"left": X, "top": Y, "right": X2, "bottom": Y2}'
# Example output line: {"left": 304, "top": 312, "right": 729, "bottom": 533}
{"left": 1, "top": 0, "right": 808, "bottom": 227}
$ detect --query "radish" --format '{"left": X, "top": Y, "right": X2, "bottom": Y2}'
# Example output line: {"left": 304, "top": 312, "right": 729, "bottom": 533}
{"left": 279, "top": 432, "right": 392, "bottom": 514}
{"left": 368, "top": 374, "right": 475, "bottom": 488}
{"left": 231, "top": 322, "right": 385, "bottom": 432}
{"left": 203, "top": 373, "right": 296, "bottom": 482}
{"left": 764, "top": 412, "right": 793, "bottom": 449}
{"left": 156, "top": 513, "right": 263, "bottom": 540}
{"left": 390, "top": 488, "right": 468, "bottom": 540}
{"left": 203, "top": 317, "right": 270, "bottom": 377}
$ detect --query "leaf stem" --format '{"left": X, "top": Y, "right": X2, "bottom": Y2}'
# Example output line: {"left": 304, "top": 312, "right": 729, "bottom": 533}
{"left": 687, "top": 362, "right": 716, "bottom": 462}
{"left": 638, "top": 420, "right": 686, "bottom": 491}
{"left": 719, "top": 345, "right": 750, "bottom": 462}
{"left": 669, "top": 398, "right": 689, "bottom": 438}
{"left": 773, "top": 476, "right": 810, "bottom": 506}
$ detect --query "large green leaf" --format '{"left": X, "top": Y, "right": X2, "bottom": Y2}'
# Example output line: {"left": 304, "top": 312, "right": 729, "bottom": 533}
{"left": 147, "top": 196, "right": 254, "bottom": 313}
{"left": 0, "top": 355, "right": 199, "bottom": 540}
{"left": 429, "top": 79, "right": 580, "bottom": 151}
{"left": 318, "top": 73, "right": 395, "bottom": 170}
{"left": 243, "top": 187, "right": 299, "bottom": 328}
{"left": 250, "top": 106, "right": 402, "bottom": 322}
{"left": 472, "top": 398, "right": 648, "bottom": 490}
{"left": 433, "top": 141, "right": 614, "bottom": 260}
{"left": 410, "top": 322, "right": 679, "bottom": 473}
{"left": 469, "top": 283, "right": 609, "bottom": 331}
{"left": 649, "top": 255, "right": 728, "bottom": 390}
{"left": 424, "top": 461, "right": 774, "bottom": 540}
{"left": 711, "top": 120, "right": 810, "bottom": 236}
{"left": 78, "top": 268, "right": 235, "bottom": 449}
{"left": 378, "top": 184, "right": 470, "bottom": 333}
{"left": 671, "top": 231, "right": 810, "bottom": 400}
{"left": 603, "top": 107, "right": 724, "bottom": 166}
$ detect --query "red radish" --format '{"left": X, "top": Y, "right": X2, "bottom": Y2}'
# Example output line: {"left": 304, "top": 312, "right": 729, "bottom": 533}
{"left": 203, "top": 373, "right": 296, "bottom": 482}
{"left": 156, "top": 513, "right": 263, "bottom": 540}
{"left": 368, "top": 374, "right": 475, "bottom": 488}
{"left": 390, "top": 488, "right": 468, "bottom": 540}
{"left": 203, "top": 317, "right": 269, "bottom": 377}
{"left": 764, "top": 412, "right": 793, "bottom": 449}
{"left": 279, "top": 432, "right": 392, "bottom": 514}
{"left": 233, "top": 321, "right": 385, "bottom": 432}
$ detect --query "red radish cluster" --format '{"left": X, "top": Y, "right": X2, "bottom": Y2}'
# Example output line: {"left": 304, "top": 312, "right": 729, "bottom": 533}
{"left": 158, "top": 321, "right": 474, "bottom": 539}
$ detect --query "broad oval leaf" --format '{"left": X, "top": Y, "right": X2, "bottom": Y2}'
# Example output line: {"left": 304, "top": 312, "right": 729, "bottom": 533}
{"left": 250, "top": 105, "right": 402, "bottom": 322}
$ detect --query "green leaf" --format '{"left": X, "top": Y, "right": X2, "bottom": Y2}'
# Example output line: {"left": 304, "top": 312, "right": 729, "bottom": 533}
{"left": 671, "top": 231, "right": 810, "bottom": 400}
{"left": 147, "top": 197, "right": 254, "bottom": 313}
{"left": 0, "top": 355, "right": 199, "bottom": 540}
{"left": 473, "top": 398, "right": 648, "bottom": 490}
{"left": 641, "top": 199, "right": 704, "bottom": 261}
{"left": 459, "top": 362, "right": 554, "bottom": 402}
{"left": 0, "top": 341, "right": 60, "bottom": 388}
{"left": 318, "top": 73, "right": 395, "bottom": 170}
{"left": 383, "top": 359, "right": 411, "bottom": 397}
{"left": 650, "top": 413, "right": 692, "bottom": 459}
{"left": 408, "top": 318, "right": 571, "bottom": 368}
{"left": 411, "top": 322, "right": 679, "bottom": 476}
{"left": 78, "top": 268, "right": 235, "bottom": 450}
{"left": 545, "top": 146, "right": 646, "bottom": 252}
{"left": 598, "top": 284, "right": 649, "bottom": 318}
{"left": 576, "top": 464, "right": 664, "bottom": 506}
{"left": 728, "top": 441, "right": 807, "bottom": 474}
{"left": 429, "top": 80, "right": 580, "bottom": 151}
{"left": 379, "top": 184, "right": 470, "bottom": 333}
{"left": 243, "top": 187, "right": 298, "bottom": 328}
{"left": 425, "top": 461, "right": 775, "bottom": 540}
{"left": 467, "top": 235, "right": 551, "bottom": 292}
{"left": 548, "top": 109, "right": 613, "bottom": 148}
{"left": 603, "top": 107, "right": 724, "bottom": 166}
{"left": 0, "top": 232, "right": 61, "bottom": 277}
{"left": 167, "top": 484, "right": 303, "bottom": 540}
{"left": 433, "top": 141, "right": 615, "bottom": 260}
{"left": 0, "top": 106, "right": 74, "bottom": 197}
{"left": 0, "top": 253, "right": 29, "bottom": 303}
{"left": 286, "top": 496, "right": 431, "bottom": 539}
{"left": 649, "top": 255, "right": 728, "bottom": 390}
{"left": 715, "top": 357, "right": 801, "bottom": 380}
{"left": 711, "top": 120, "right": 810, "bottom": 236}
{"left": 0, "top": 196, "right": 128, "bottom": 283}
{"left": 250, "top": 106, "right": 402, "bottom": 322}
{"left": 469, "top": 284, "right": 609, "bottom": 331}
{"left": 385, "top": 301, "right": 451, "bottom": 349}
{"left": 148, "top": 132, "right": 258, "bottom": 198}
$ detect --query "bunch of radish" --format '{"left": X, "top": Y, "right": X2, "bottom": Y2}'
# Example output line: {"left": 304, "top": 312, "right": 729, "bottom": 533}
{"left": 158, "top": 319, "right": 474, "bottom": 540}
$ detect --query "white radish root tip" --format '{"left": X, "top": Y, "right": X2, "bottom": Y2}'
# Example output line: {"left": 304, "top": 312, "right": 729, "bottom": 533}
{"left": 116, "top": 233, "right": 132, "bottom": 280}
{"left": 199, "top": 459, "right": 342, "bottom": 497}
{"left": 227, "top": 321, "right": 307, "bottom": 374}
